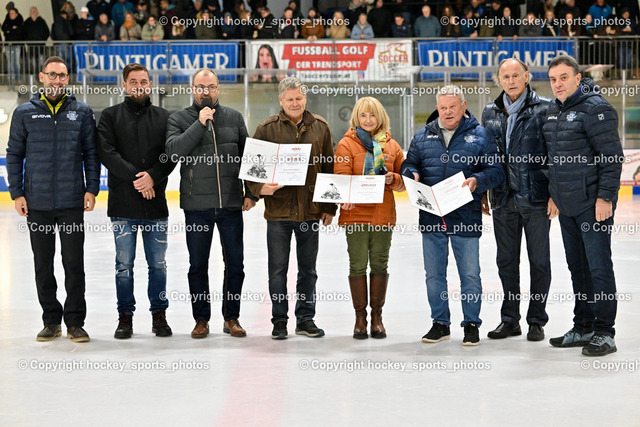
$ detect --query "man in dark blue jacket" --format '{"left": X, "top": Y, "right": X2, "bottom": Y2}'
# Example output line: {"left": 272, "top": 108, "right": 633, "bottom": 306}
{"left": 97, "top": 63, "right": 176, "bottom": 340}
{"left": 543, "top": 55, "right": 623, "bottom": 356}
{"left": 482, "top": 58, "right": 557, "bottom": 342}
{"left": 7, "top": 56, "right": 100, "bottom": 343}
{"left": 402, "top": 85, "right": 504, "bottom": 346}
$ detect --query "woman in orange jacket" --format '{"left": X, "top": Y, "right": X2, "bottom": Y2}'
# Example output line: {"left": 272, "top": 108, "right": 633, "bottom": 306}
{"left": 335, "top": 97, "right": 405, "bottom": 339}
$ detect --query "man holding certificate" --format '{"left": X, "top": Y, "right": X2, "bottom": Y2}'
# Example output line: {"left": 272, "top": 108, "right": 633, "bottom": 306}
{"left": 402, "top": 85, "right": 504, "bottom": 346}
{"left": 334, "top": 97, "right": 405, "bottom": 340}
{"left": 246, "top": 77, "right": 336, "bottom": 340}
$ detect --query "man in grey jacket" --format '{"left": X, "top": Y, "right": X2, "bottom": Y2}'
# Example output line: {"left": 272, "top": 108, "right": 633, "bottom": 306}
{"left": 166, "top": 69, "right": 258, "bottom": 339}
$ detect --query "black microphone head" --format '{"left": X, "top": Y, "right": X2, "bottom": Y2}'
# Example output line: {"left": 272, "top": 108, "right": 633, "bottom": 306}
{"left": 201, "top": 98, "right": 214, "bottom": 109}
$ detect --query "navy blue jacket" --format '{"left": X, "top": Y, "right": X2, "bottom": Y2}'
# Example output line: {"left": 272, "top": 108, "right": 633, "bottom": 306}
{"left": 542, "top": 78, "right": 623, "bottom": 217}
{"left": 6, "top": 94, "right": 100, "bottom": 210}
{"left": 482, "top": 85, "right": 552, "bottom": 209}
{"left": 402, "top": 110, "right": 504, "bottom": 236}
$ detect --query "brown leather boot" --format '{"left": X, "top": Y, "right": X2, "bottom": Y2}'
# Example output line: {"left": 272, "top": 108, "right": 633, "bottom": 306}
{"left": 370, "top": 273, "right": 389, "bottom": 339}
{"left": 349, "top": 275, "right": 368, "bottom": 339}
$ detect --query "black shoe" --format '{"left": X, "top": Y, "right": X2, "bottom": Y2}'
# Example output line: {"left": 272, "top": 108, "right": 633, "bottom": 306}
{"left": 271, "top": 320, "right": 288, "bottom": 340}
{"left": 527, "top": 324, "right": 545, "bottom": 342}
{"left": 37, "top": 324, "right": 62, "bottom": 342}
{"left": 295, "top": 320, "right": 325, "bottom": 338}
{"left": 582, "top": 334, "right": 617, "bottom": 357}
{"left": 422, "top": 322, "right": 451, "bottom": 343}
{"left": 152, "top": 310, "right": 172, "bottom": 337}
{"left": 67, "top": 326, "right": 90, "bottom": 343}
{"left": 549, "top": 328, "right": 594, "bottom": 348}
{"left": 463, "top": 323, "right": 480, "bottom": 346}
{"left": 114, "top": 313, "right": 133, "bottom": 339}
{"left": 487, "top": 321, "right": 522, "bottom": 339}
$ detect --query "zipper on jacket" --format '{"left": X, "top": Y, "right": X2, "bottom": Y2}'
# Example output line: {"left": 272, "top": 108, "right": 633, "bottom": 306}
{"left": 209, "top": 123, "right": 223, "bottom": 208}
{"left": 188, "top": 168, "right": 193, "bottom": 196}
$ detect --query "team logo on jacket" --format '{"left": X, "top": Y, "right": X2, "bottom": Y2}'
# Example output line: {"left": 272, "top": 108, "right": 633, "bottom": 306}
{"left": 547, "top": 115, "right": 558, "bottom": 120}
{"left": 598, "top": 113, "right": 605, "bottom": 120}
{"left": 32, "top": 114, "right": 51, "bottom": 119}
{"left": 67, "top": 111, "right": 78, "bottom": 121}
{"left": 464, "top": 135, "right": 478, "bottom": 143}
{"left": 426, "top": 134, "right": 438, "bottom": 138}
{"left": 566, "top": 111, "right": 577, "bottom": 122}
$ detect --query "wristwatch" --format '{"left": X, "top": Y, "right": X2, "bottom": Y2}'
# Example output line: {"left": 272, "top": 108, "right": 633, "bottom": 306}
{"left": 602, "top": 198, "right": 612, "bottom": 203}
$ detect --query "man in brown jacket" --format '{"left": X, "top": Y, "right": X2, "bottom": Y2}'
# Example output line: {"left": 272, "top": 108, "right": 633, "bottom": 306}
{"left": 247, "top": 77, "right": 336, "bottom": 340}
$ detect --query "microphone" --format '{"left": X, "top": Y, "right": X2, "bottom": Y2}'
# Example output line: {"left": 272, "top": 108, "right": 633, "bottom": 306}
{"left": 201, "top": 98, "right": 215, "bottom": 127}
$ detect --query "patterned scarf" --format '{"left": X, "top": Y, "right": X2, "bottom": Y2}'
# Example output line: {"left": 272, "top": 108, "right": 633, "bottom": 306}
{"left": 357, "top": 127, "right": 388, "bottom": 175}
{"left": 503, "top": 89, "right": 527, "bottom": 153}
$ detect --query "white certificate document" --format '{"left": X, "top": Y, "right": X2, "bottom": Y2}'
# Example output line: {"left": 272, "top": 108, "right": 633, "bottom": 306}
{"left": 239, "top": 138, "right": 312, "bottom": 186}
{"left": 403, "top": 171, "right": 474, "bottom": 216}
{"left": 313, "top": 173, "right": 385, "bottom": 204}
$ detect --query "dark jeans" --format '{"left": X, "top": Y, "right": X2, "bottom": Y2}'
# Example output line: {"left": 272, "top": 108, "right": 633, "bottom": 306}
{"left": 267, "top": 220, "right": 319, "bottom": 324}
{"left": 493, "top": 196, "right": 551, "bottom": 326}
{"left": 110, "top": 217, "right": 169, "bottom": 315}
{"left": 185, "top": 208, "right": 245, "bottom": 322}
{"left": 27, "top": 208, "right": 86, "bottom": 327}
{"left": 559, "top": 209, "right": 617, "bottom": 337}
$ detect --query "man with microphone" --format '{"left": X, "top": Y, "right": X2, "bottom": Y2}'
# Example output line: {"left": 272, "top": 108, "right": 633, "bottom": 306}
{"left": 166, "top": 68, "right": 258, "bottom": 339}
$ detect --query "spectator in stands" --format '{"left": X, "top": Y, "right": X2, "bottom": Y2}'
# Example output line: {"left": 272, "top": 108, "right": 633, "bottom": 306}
{"left": 134, "top": 1, "right": 150, "bottom": 26}
{"left": 169, "top": 20, "right": 187, "bottom": 39}
{"left": 120, "top": 11, "right": 142, "bottom": 40}
{"left": 87, "top": 0, "right": 111, "bottom": 22}
{"left": 301, "top": 8, "right": 325, "bottom": 41}
{"left": 347, "top": 0, "right": 368, "bottom": 29}
{"left": 615, "top": 7, "right": 637, "bottom": 34}
{"left": 2, "top": 6, "right": 23, "bottom": 81}
{"left": 112, "top": 0, "right": 135, "bottom": 38}
{"left": 520, "top": 11, "right": 541, "bottom": 36}
{"left": 327, "top": 11, "right": 350, "bottom": 38}
{"left": 74, "top": 7, "right": 96, "bottom": 41}
{"left": 479, "top": 0, "right": 501, "bottom": 36}
{"left": 561, "top": 11, "right": 582, "bottom": 35}
{"left": 495, "top": 6, "right": 518, "bottom": 39}
{"left": 220, "top": 12, "right": 240, "bottom": 39}
{"left": 158, "top": 0, "right": 175, "bottom": 39}
{"left": 142, "top": 15, "right": 165, "bottom": 40}
{"left": 391, "top": 0, "right": 412, "bottom": 24}
{"left": 51, "top": 10, "right": 73, "bottom": 65}
{"left": 543, "top": 10, "right": 558, "bottom": 35}
{"left": 414, "top": 5, "right": 441, "bottom": 37}
{"left": 255, "top": 7, "right": 276, "bottom": 38}
{"left": 460, "top": 6, "right": 478, "bottom": 37}
{"left": 470, "top": 0, "right": 484, "bottom": 18}
{"left": 391, "top": 13, "right": 412, "bottom": 37}
{"left": 288, "top": 1, "right": 304, "bottom": 22}
{"left": 95, "top": 12, "right": 115, "bottom": 41}
{"left": 556, "top": 0, "right": 581, "bottom": 20}
{"left": 351, "top": 13, "right": 374, "bottom": 39}
{"left": 276, "top": 7, "right": 298, "bottom": 38}
{"left": 194, "top": 10, "right": 216, "bottom": 39}
{"left": 588, "top": 0, "right": 612, "bottom": 27}
{"left": 441, "top": 6, "right": 461, "bottom": 36}
{"left": 615, "top": 8, "right": 637, "bottom": 72}
{"left": 237, "top": 10, "right": 255, "bottom": 39}
{"left": 541, "top": 0, "right": 555, "bottom": 16}
{"left": 23, "top": 7, "right": 50, "bottom": 72}
{"left": 368, "top": 0, "right": 392, "bottom": 37}
{"left": 61, "top": 1, "right": 78, "bottom": 27}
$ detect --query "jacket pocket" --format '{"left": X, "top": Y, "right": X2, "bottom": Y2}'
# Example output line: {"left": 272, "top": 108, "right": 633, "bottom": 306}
{"left": 308, "top": 184, "right": 321, "bottom": 215}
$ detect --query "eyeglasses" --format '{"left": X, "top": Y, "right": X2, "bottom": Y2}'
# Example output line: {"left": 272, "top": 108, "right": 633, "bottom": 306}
{"left": 44, "top": 72, "right": 69, "bottom": 80}
{"left": 194, "top": 85, "right": 219, "bottom": 92}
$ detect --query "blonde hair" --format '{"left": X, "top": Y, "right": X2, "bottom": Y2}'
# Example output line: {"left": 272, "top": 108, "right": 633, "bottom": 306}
{"left": 350, "top": 97, "right": 390, "bottom": 134}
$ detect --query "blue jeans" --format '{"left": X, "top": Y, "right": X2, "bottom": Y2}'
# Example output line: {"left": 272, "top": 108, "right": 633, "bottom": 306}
{"left": 185, "top": 208, "right": 245, "bottom": 322}
{"left": 421, "top": 233, "right": 482, "bottom": 327}
{"left": 267, "top": 220, "right": 319, "bottom": 324}
{"left": 5, "top": 44, "right": 21, "bottom": 81}
{"left": 111, "top": 217, "right": 168, "bottom": 315}
{"left": 558, "top": 209, "right": 617, "bottom": 336}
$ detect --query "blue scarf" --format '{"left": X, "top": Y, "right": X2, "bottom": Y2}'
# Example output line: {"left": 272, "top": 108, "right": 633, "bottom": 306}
{"left": 356, "top": 127, "right": 387, "bottom": 175}
{"left": 503, "top": 89, "right": 527, "bottom": 153}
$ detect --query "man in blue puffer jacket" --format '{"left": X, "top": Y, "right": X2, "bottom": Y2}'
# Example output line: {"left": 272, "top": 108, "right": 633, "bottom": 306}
{"left": 543, "top": 55, "right": 623, "bottom": 357}
{"left": 402, "top": 85, "right": 504, "bottom": 346}
{"left": 6, "top": 56, "right": 99, "bottom": 343}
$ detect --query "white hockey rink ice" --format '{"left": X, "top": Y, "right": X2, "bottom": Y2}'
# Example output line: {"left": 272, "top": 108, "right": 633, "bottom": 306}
{"left": 1, "top": 197, "right": 639, "bottom": 427}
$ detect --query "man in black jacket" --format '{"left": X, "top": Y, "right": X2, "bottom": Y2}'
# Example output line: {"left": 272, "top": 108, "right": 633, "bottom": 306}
{"left": 23, "top": 7, "right": 50, "bottom": 73}
{"left": 51, "top": 10, "right": 73, "bottom": 66}
{"left": 166, "top": 69, "right": 258, "bottom": 339}
{"left": 482, "top": 58, "right": 557, "bottom": 342}
{"left": 97, "top": 63, "right": 176, "bottom": 339}
{"left": 543, "top": 55, "right": 623, "bottom": 357}
{"left": 2, "top": 6, "right": 23, "bottom": 81}
{"left": 7, "top": 56, "right": 99, "bottom": 343}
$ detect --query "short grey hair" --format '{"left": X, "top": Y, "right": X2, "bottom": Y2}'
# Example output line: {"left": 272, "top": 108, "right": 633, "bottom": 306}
{"left": 492, "top": 58, "right": 532, "bottom": 85}
{"left": 278, "top": 77, "right": 303, "bottom": 98}
{"left": 436, "top": 85, "right": 465, "bottom": 104}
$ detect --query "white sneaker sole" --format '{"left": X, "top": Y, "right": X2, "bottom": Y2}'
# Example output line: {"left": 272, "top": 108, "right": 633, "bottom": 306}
{"left": 422, "top": 335, "right": 451, "bottom": 343}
